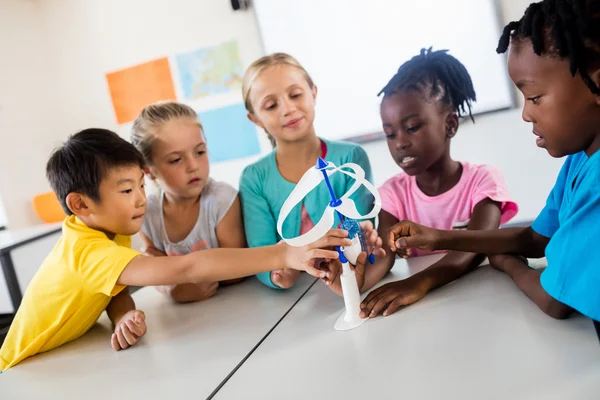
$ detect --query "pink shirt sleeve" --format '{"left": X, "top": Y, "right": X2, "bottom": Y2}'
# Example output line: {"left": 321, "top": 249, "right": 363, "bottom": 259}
{"left": 470, "top": 165, "right": 518, "bottom": 225}
{"left": 378, "top": 176, "right": 406, "bottom": 222}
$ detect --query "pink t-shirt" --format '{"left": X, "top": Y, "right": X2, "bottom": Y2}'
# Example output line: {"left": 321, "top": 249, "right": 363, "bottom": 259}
{"left": 300, "top": 203, "right": 315, "bottom": 234}
{"left": 379, "top": 162, "right": 518, "bottom": 257}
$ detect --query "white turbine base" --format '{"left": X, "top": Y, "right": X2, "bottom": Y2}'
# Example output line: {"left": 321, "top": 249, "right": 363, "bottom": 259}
{"left": 334, "top": 312, "right": 368, "bottom": 331}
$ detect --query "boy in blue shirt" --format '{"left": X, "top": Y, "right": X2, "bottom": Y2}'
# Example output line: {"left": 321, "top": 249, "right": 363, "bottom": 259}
{"left": 359, "top": 0, "right": 600, "bottom": 340}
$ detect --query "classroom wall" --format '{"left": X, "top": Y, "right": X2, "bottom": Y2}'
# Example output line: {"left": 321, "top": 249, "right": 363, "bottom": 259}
{"left": 0, "top": 193, "right": 7, "bottom": 227}
{"left": 0, "top": 0, "right": 561, "bottom": 230}
{"left": 0, "top": 0, "right": 62, "bottom": 229}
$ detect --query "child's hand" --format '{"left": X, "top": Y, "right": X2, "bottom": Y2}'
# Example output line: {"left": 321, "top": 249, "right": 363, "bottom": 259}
{"left": 359, "top": 278, "right": 428, "bottom": 318}
{"left": 111, "top": 310, "right": 147, "bottom": 351}
{"left": 283, "top": 228, "right": 352, "bottom": 279}
{"left": 195, "top": 282, "right": 219, "bottom": 300}
{"left": 323, "top": 252, "right": 367, "bottom": 296}
{"left": 271, "top": 269, "right": 301, "bottom": 289}
{"left": 388, "top": 221, "right": 442, "bottom": 258}
{"left": 359, "top": 221, "right": 386, "bottom": 258}
{"left": 144, "top": 246, "right": 167, "bottom": 257}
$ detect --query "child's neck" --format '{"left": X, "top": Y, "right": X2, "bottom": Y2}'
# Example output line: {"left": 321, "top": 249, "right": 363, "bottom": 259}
{"left": 415, "top": 156, "right": 462, "bottom": 197}
{"left": 276, "top": 133, "right": 321, "bottom": 161}
{"left": 585, "top": 129, "right": 600, "bottom": 157}
{"left": 275, "top": 133, "right": 322, "bottom": 183}
{"left": 77, "top": 216, "right": 117, "bottom": 240}
{"left": 162, "top": 191, "right": 201, "bottom": 243}
{"left": 163, "top": 191, "right": 200, "bottom": 211}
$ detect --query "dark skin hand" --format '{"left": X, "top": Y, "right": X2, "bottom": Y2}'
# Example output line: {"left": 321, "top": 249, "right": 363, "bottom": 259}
{"left": 385, "top": 222, "right": 574, "bottom": 318}
{"left": 355, "top": 210, "right": 402, "bottom": 294}
{"left": 360, "top": 198, "right": 501, "bottom": 317}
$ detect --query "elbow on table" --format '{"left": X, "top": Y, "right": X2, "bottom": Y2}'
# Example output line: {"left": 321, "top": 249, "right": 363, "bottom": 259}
{"left": 542, "top": 299, "right": 572, "bottom": 320}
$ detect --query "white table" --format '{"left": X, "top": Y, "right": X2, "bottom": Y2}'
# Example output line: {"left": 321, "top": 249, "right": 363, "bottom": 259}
{"left": 214, "top": 255, "right": 600, "bottom": 400}
{"left": 0, "top": 223, "right": 62, "bottom": 310}
{"left": 0, "top": 274, "right": 316, "bottom": 399}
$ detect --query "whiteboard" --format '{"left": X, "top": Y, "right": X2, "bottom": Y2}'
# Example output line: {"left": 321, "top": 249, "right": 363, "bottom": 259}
{"left": 252, "top": 0, "right": 515, "bottom": 141}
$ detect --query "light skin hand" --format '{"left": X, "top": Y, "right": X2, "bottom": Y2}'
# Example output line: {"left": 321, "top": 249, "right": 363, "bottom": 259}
{"left": 111, "top": 309, "right": 147, "bottom": 351}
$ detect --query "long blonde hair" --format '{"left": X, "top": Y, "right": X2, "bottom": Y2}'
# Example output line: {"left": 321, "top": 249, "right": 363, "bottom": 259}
{"left": 242, "top": 53, "right": 315, "bottom": 148}
{"left": 131, "top": 101, "right": 202, "bottom": 165}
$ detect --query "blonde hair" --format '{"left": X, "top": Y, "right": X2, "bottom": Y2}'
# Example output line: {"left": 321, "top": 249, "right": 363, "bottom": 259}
{"left": 131, "top": 101, "right": 201, "bottom": 165}
{"left": 242, "top": 53, "right": 315, "bottom": 148}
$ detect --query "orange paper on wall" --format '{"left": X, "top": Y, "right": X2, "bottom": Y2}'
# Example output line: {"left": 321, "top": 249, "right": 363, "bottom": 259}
{"left": 106, "top": 57, "right": 177, "bottom": 124}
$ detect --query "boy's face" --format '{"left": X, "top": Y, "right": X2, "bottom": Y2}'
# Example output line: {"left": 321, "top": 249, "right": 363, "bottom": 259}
{"left": 82, "top": 165, "right": 147, "bottom": 237}
{"left": 508, "top": 39, "right": 600, "bottom": 158}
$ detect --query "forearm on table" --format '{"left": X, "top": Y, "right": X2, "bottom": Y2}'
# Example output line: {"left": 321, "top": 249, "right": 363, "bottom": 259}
{"left": 417, "top": 251, "right": 486, "bottom": 293}
{"left": 106, "top": 288, "right": 136, "bottom": 326}
{"left": 499, "top": 257, "right": 572, "bottom": 319}
{"left": 361, "top": 209, "right": 398, "bottom": 292}
{"left": 361, "top": 251, "right": 395, "bottom": 293}
{"left": 438, "top": 226, "right": 547, "bottom": 258}
{"left": 168, "top": 283, "right": 212, "bottom": 303}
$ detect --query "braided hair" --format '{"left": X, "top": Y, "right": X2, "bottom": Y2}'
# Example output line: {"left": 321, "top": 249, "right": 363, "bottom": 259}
{"left": 496, "top": 0, "right": 600, "bottom": 95}
{"left": 378, "top": 47, "right": 477, "bottom": 122}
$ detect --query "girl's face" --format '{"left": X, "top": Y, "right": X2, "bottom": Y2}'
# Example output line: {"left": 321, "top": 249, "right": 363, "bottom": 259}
{"left": 247, "top": 65, "right": 318, "bottom": 145}
{"left": 381, "top": 90, "right": 457, "bottom": 176}
{"left": 508, "top": 39, "right": 600, "bottom": 158}
{"left": 147, "top": 119, "right": 210, "bottom": 199}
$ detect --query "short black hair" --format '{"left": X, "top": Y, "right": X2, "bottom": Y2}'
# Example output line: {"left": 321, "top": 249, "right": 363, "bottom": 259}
{"left": 496, "top": 0, "right": 600, "bottom": 95}
{"left": 378, "top": 47, "right": 477, "bottom": 122}
{"left": 46, "top": 128, "right": 145, "bottom": 215}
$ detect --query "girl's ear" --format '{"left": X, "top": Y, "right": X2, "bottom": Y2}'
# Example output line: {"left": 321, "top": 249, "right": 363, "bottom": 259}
{"left": 445, "top": 112, "right": 459, "bottom": 139}
{"left": 311, "top": 84, "right": 318, "bottom": 101}
{"left": 247, "top": 112, "right": 265, "bottom": 129}
{"left": 143, "top": 166, "right": 156, "bottom": 180}
{"left": 66, "top": 193, "right": 92, "bottom": 217}
{"left": 591, "top": 68, "right": 600, "bottom": 106}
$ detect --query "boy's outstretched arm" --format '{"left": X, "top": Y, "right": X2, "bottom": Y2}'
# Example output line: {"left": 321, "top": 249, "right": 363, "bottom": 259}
{"left": 360, "top": 199, "right": 501, "bottom": 317}
{"left": 117, "top": 229, "right": 352, "bottom": 287}
{"left": 390, "top": 221, "right": 550, "bottom": 259}
{"left": 106, "top": 288, "right": 147, "bottom": 350}
{"left": 488, "top": 254, "right": 573, "bottom": 319}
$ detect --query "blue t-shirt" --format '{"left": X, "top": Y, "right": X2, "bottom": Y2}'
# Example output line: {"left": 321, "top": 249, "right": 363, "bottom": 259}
{"left": 532, "top": 150, "right": 600, "bottom": 321}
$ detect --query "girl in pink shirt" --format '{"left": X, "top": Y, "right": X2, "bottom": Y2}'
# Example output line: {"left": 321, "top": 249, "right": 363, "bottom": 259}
{"left": 358, "top": 48, "right": 518, "bottom": 317}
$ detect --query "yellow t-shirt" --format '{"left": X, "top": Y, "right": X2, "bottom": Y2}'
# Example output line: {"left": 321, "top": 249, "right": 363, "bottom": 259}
{"left": 0, "top": 216, "right": 140, "bottom": 371}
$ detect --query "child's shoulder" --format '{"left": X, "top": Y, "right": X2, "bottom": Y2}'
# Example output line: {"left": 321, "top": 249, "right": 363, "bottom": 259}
{"left": 141, "top": 189, "right": 163, "bottom": 234}
{"left": 61, "top": 215, "right": 129, "bottom": 256}
{"left": 240, "top": 150, "right": 275, "bottom": 180}
{"left": 204, "top": 178, "right": 238, "bottom": 200}
{"left": 572, "top": 150, "right": 600, "bottom": 175}
{"left": 322, "top": 138, "right": 367, "bottom": 161}
{"left": 380, "top": 170, "right": 414, "bottom": 189}
{"left": 569, "top": 150, "right": 600, "bottom": 189}
{"left": 63, "top": 215, "right": 111, "bottom": 242}
{"left": 461, "top": 162, "right": 504, "bottom": 180}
